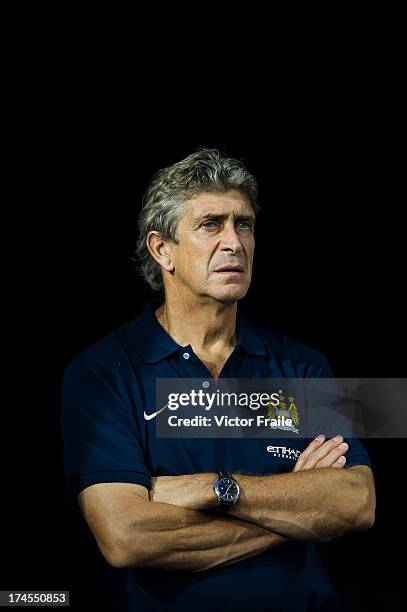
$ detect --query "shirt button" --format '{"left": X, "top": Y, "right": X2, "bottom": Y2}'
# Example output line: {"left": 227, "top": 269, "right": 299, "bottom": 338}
{"left": 202, "top": 381, "right": 210, "bottom": 388}
{"left": 182, "top": 352, "right": 190, "bottom": 360}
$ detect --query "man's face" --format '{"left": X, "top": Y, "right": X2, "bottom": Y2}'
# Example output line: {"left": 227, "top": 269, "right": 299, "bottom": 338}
{"left": 168, "top": 189, "right": 255, "bottom": 303}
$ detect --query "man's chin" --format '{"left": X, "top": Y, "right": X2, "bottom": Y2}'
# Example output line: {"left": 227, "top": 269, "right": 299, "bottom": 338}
{"left": 208, "top": 284, "right": 249, "bottom": 303}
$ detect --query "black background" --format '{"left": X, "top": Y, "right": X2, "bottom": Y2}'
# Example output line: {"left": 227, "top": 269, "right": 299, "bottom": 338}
{"left": 4, "top": 65, "right": 405, "bottom": 611}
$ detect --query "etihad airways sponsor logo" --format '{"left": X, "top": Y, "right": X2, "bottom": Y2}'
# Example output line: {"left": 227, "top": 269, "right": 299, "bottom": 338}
{"left": 266, "top": 445, "right": 301, "bottom": 460}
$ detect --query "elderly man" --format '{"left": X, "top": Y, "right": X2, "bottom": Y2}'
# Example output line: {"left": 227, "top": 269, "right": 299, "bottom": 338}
{"left": 61, "top": 149, "right": 375, "bottom": 611}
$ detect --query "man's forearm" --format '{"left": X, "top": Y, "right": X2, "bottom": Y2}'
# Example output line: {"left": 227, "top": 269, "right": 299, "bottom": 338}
{"left": 223, "top": 466, "right": 375, "bottom": 542}
{"left": 119, "top": 499, "right": 288, "bottom": 571}
{"left": 150, "top": 437, "right": 375, "bottom": 545}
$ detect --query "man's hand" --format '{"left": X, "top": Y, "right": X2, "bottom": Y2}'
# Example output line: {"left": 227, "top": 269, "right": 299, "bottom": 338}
{"left": 150, "top": 473, "right": 217, "bottom": 510}
{"left": 293, "top": 435, "right": 348, "bottom": 472}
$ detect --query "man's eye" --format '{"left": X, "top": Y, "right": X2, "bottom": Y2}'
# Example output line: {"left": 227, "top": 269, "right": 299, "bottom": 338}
{"left": 237, "top": 221, "right": 251, "bottom": 230}
{"left": 202, "top": 221, "right": 218, "bottom": 229}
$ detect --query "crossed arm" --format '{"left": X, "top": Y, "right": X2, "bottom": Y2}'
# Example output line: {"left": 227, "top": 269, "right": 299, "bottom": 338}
{"left": 77, "top": 435, "right": 375, "bottom": 571}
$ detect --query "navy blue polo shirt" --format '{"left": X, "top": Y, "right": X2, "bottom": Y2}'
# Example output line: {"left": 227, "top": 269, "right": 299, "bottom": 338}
{"left": 61, "top": 298, "right": 372, "bottom": 612}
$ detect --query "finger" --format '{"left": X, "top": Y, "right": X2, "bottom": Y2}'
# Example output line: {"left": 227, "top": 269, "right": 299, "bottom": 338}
{"left": 294, "top": 436, "right": 326, "bottom": 470}
{"left": 331, "top": 456, "right": 347, "bottom": 468}
{"left": 299, "top": 436, "right": 347, "bottom": 470}
{"left": 315, "top": 443, "right": 348, "bottom": 468}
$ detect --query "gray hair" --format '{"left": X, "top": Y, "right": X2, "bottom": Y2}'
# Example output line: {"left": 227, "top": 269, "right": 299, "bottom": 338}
{"left": 133, "top": 148, "right": 260, "bottom": 292}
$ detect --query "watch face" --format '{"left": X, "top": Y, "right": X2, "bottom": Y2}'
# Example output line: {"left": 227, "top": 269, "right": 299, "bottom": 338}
{"left": 216, "top": 477, "right": 239, "bottom": 503}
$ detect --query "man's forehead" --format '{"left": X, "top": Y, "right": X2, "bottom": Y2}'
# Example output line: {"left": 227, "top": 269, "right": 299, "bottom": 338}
{"left": 185, "top": 190, "right": 253, "bottom": 218}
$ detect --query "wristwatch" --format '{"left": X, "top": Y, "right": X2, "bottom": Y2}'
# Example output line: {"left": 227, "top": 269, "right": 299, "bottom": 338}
{"left": 214, "top": 471, "right": 240, "bottom": 507}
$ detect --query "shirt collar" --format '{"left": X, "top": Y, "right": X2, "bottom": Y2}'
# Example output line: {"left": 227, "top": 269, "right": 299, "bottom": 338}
{"left": 130, "top": 298, "right": 266, "bottom": 364}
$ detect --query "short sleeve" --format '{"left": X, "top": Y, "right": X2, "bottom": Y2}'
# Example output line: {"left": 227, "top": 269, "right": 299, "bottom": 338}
{"left": 60, "top": 358, "right": 151, "bottom": 507}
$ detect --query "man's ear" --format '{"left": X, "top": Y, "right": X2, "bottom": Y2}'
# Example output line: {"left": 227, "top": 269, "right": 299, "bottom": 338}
{"left": 146, "top": 231, "right": 175, "bottom": 272}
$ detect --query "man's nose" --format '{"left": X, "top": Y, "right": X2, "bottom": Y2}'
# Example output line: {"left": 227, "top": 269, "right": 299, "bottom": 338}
{"left": 219, "top": 224, "right": 244, "bottom": 252}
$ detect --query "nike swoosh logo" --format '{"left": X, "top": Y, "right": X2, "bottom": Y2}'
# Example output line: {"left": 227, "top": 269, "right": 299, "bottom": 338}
{"left": 143, "top": 402, "right": 169, "bottom": 421}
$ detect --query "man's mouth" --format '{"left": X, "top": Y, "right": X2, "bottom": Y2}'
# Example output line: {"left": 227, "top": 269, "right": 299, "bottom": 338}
{"left": 214, "top": 265, "right": 244, "bottom": 274}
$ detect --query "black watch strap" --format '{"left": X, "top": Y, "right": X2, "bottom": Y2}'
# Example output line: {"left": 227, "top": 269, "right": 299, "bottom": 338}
{"left": 218, "top": 471, "right": 232, "bottom": 479}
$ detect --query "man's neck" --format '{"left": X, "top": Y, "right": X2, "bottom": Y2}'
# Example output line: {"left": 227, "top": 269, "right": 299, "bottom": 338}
{"left": 155, "top": 295, "right": 238, "bottom": 357}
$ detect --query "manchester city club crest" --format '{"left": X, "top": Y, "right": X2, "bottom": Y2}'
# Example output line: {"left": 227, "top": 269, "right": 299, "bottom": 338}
{"left": 267, "top": 390, "right": 300, "bottom": 434}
